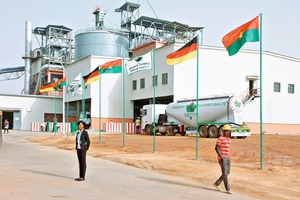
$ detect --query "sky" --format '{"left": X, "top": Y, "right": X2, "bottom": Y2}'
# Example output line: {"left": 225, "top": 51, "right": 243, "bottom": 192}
{"left": 0, "top": 0, "right": 299, "bottom": 94}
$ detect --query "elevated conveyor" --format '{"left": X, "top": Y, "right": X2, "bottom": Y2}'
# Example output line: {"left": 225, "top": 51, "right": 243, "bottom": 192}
{"left": 0, "top": 66, "right": 25, "bottom": 81}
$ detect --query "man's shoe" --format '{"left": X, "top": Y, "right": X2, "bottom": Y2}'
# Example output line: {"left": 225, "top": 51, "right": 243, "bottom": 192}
{"left": 227, "top": 190, "right": 233, "bottom": 195}
{"left": 214, "top": 183, "right": 221, "bottom": 191}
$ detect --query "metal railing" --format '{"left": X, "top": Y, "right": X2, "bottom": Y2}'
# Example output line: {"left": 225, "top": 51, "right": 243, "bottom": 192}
{"left": 240, "top": 88, "right": 260, "bottom": 104}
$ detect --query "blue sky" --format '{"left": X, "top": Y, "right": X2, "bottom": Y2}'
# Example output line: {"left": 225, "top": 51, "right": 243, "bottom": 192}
{"left": 0, "top": 0, "right": 299, "bottom": 93}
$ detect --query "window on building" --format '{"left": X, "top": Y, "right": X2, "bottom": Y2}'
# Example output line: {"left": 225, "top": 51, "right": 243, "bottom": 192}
{"left": 162, "top": 73, "right": 168, "bottom": 85}
{"left": 140, "top": 78, "right": 145, "bottom": 89}
{"left": 132, "top": 80, "right": 137, "bottom": 90}
{"left": 288, "top": 84, "right": 295, "bottom": 94}
{"left": 274, "top": 82, "right": 281, "bottom": 92}
{"left": 152, "top": 75, "right": 157, "bottom": 87}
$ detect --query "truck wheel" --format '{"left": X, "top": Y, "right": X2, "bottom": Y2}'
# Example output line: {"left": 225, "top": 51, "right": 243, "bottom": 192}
{"left": 218, "top": 125, "right": 224, "bottom": 137}
{"left": 198, "top": 126, "right": 208, "bottom": 138}
{"left": 208, "top": 125, "right": 218, "bottom": 138}
{"left": 166, "top": 126, "right": 176, "bottom": 136}
{"left": 180, "top": 131, "right": 186, "bottom": 136}
{"left": 145, "top": 125, "right": 153, "bottom": 135}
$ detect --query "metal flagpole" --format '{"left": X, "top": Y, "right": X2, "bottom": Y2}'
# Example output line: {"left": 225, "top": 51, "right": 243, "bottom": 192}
{"left": 195, "top": 35, "right": 200, "bottom": 160}
{"left": 152, "top": 49, "right": 156, "bottom": 153}
{"left": 66, "top": 76, "right": 70, "bottom": 140}
{"left": 99, "top": 68, "right": 102, "bottom": 143}
{"left": 122, "top": 57, "right": 126, "bottom": 147}
{"left": 81, "top": 71, "right": 85, "bottom": 123}
{"left": 62, "top": 77, "right": 66, "bottom": 136}
{"left": 259, "top": 13, "right": 263, "bottom": 170}
{"left": 54, "top": 89, "right": 57, "bottom": 136}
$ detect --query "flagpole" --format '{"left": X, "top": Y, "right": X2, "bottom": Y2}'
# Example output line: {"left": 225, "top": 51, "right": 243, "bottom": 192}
{"left": 195, "top": 35, "right": 200, "bottom": 160}
{"left": 62, "top": 77, "right": 65, "bottom": 136}
{"left": 259, "top": 13, "right": 263, "bottom": 170}
{"left": 54, "top": 89, "right": 57, "bottom": 136}
{"left": 81, "top": 71, "right": 85, "bottom": 123}
{"left": 66, "top": 76, "right": 70, "bottom": 140}
{"left": 122, "top": 57, "right": 126, "bottom": 147}
{"left": 99, "top": 69, "right": 102, "bottom": 143}
{"left": 152, "top": 49, "right": 156, "bottom": 153}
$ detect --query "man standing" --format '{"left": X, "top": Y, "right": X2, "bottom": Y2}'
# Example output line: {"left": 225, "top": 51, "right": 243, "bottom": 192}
{"left": 4, "top": 119, "right": 9, "bottom": 134}
{"left": 75, "top": 120, "right": 90, "bottom": 181}
{"left": 214, "top": 124, "right": 232, "bottom": 194}
{"left": 135, "top": 117, "right": 141, "bottom": 134}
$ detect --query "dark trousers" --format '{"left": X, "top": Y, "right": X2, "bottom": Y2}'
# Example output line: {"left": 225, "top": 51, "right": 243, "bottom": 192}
{"left": 4, "top": 128, "right": 8, "bottom": 134}
{"left": 77, "top": 149, "right": 87, "bottom": 178}
{"left": 215, "top": 157, "right": 231, "bottom": 191}
{"left": 136, "top": 126, "right": 140, "bottom": 133}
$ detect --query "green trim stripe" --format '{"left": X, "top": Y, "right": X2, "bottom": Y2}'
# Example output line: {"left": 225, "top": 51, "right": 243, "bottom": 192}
{"left": 100, "top": 66, "right": 122, "bottom": 74}
{"left": 54, "top": 81, "right": 67, "bottom": 90}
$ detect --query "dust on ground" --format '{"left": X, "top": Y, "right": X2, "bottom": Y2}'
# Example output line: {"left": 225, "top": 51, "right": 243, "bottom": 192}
{"left": 28, "top": 133, "right": 300, "bottom": 200}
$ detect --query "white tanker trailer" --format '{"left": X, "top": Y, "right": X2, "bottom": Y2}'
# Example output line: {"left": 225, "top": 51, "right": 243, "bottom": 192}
{"left": 141, "top": 95, "right": 251, "bottom": 138}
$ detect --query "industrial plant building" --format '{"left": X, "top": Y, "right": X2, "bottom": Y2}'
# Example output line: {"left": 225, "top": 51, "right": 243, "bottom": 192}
{"left": 0, "top": 2, "right": 299, "bottom": 135}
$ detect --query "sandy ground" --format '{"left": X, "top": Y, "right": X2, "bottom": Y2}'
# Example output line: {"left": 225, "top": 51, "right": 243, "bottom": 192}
{"left": 28, "top": 132, "right": 300, "bottom": 200}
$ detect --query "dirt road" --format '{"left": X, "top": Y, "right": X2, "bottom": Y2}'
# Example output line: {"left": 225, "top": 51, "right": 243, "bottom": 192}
{"left": 29, "top": 133, "right": 300, "bottom": 200}
{"left": 2, "top": 132, "right": 256, "bottom": 200}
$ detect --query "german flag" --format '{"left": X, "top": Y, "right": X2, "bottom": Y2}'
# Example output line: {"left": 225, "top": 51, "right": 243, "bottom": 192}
{"left": 83, "top": 67, "right": 99, "bottom": 86}
{"left": 39, "top": 83, "right": 54, "bottom": 93}
{"left": 100, "top": 59, "right": 122, "bottom": 74}
{"left": 166, "top": 37, "right": 197, "bottom": 65}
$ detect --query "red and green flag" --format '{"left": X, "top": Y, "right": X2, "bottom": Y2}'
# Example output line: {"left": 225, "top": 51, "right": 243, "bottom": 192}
{"left": 83, "top": 67, "right": 99, "bottom": 86}
{"left": 53, "top": 77, "right": 67, "bottom": 90}
{"left": 222, "top": 16, "right": 259, "bottom": 56}
{"left": 166, "top": 37, "right": 197, "bottom": 65}
{"left": 100, "top": 59, "right": 122, "bottom": 74}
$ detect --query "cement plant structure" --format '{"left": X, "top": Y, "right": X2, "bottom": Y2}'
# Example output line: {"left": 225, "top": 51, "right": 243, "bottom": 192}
{"left": 0, "top": 2, "right": 299, "bottom": 135}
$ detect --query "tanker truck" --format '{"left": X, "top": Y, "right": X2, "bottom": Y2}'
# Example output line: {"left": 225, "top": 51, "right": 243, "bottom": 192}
{"left": 141, "top": 95, "right": 251, "bottom": 138}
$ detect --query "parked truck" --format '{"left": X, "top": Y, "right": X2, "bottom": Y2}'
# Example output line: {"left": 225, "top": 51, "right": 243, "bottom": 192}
{"left": 141, "top": 95, "right": 251, "bottom": 138}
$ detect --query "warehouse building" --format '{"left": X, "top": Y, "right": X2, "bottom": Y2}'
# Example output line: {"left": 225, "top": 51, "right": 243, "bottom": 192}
{"left": 0, "top": 94, "right": 62, "bottom": 130}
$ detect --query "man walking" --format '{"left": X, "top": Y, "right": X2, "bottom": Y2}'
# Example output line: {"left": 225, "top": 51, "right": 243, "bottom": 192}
{"left": 214, "top": 124, "right": 232, "bottom": 194}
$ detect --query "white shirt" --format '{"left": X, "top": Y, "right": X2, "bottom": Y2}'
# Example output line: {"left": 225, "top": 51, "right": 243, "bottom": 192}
{"left": 76, "top": 130, "right": 83, "bottom": 149}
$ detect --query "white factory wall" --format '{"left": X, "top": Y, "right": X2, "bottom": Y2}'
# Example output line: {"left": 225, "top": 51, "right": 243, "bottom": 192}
{"left": 129, "top": 47, "right": 174, "bottom": 100}
{"left": 169, "top": 44, "right": 300, "bottom": 126}
{"left": 250, "top": 53, "right": 300, "bottom": 124}
{"left": 90, "top": 56, "right": 132, "bottom": 119}
{"left": 172, "top": 46, "right": 260, "bottom": 100}
{"left": 0, "top": 94, "right": 62, "bottom": 130}
{"left": 127, "top": 42, "right": 300, "bottom": 126}
{"left": 65, "top": 55, "right": 133, "bottom": 120}
{"left": 65, "top": 56, "right": 92, "bottom": 102}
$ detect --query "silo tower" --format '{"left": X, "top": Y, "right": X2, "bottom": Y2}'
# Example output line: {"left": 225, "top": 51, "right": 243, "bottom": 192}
{"left": 74, "top": 7, "right": 129, "bottom": 61}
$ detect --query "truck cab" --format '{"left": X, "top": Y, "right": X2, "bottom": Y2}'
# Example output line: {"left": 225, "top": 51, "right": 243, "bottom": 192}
{"left": 141, "top": 104, "right": 167, "bottom": 131}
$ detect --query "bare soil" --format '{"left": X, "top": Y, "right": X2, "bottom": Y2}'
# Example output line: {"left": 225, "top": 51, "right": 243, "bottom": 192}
{"left": 28, "top": 133, "right": 300, "bottom": 200}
